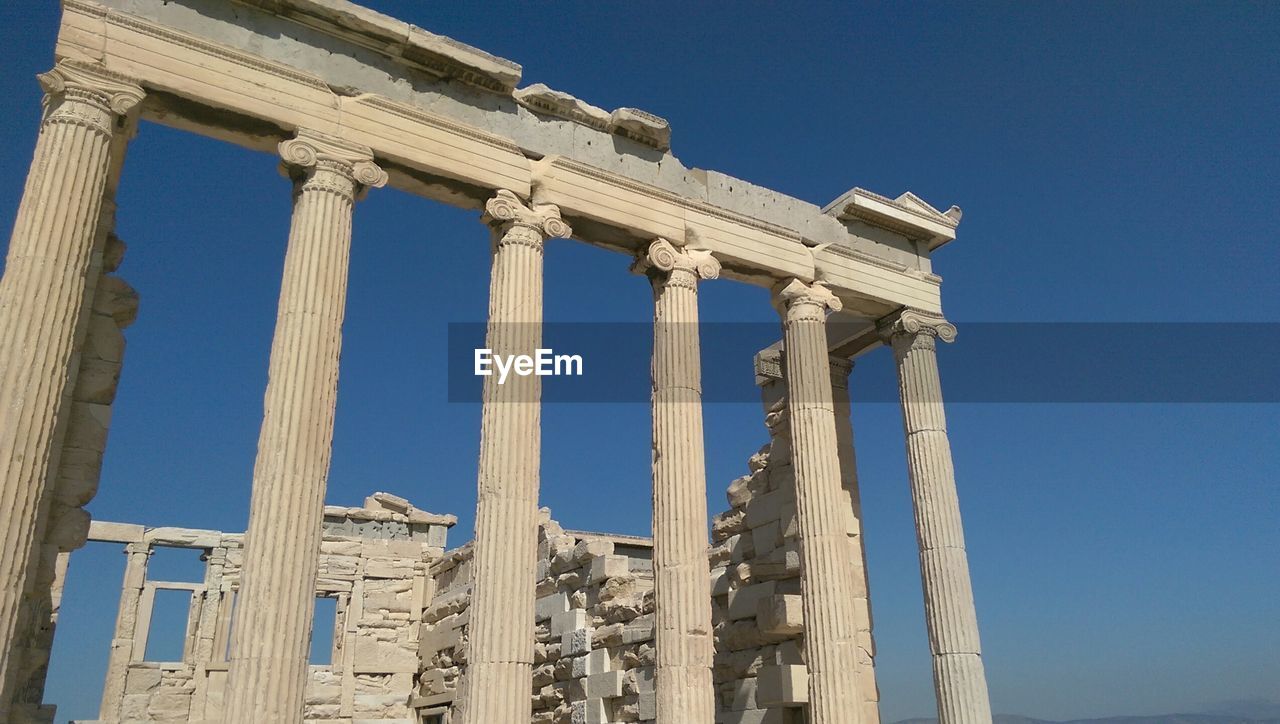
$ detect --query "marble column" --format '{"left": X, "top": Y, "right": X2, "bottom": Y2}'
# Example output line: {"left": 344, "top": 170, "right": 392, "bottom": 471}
{"left": 877, "top": 309, "right": 991, "bottom": 724}
{"left": 459, "top": 189, "right": 570, "bottom": 724}
{"left": 829, "top": 358, "right": 882, "bottom": 724}
{"left": 223, "top": 130, "right": 385, "bottom": 724}
{"left": 0, "top": 61, "right": 142, "bottom": 717}
{"left": 773, "top": 279, "right": 863, "bottom": 724}
{"left": 99, "top": 542, "right": 150, "bottom": 720}
{"left": 637, "top": 239, "right": 719, "bottom": 723}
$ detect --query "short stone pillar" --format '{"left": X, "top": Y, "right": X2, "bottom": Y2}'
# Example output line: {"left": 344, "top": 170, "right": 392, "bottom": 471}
{"left": 0, "top": 61, "right": 142, "bottom": 718}
{"left": 636, "top": 238, "right": 720, "bottom": 722}
{"left": 223, "top": 130, "right": 386, "bottom": 724}
{"left": 877, "top": 309, "right": 992, "bottom": 724}
{"left": 773, "top": 279, "right": 863, "bottom": 724}
{"left": 459, "top": 189, "right": 570, "bottom": 724}
{"left": 99, "top": 542, "right": 151, "bottom": 720}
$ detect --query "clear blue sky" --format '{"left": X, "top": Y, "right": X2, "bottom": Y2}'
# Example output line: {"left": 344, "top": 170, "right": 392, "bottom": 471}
{"left": 1, "top": 1, "right": 1278, "bottom": 722}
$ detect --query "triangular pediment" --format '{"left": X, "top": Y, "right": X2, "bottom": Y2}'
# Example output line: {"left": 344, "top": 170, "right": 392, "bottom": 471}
{"left": 894, "top": 191, "right": 950, "bottom": 223}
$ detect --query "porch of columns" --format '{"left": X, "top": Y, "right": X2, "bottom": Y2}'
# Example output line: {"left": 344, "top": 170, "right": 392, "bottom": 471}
{"left": 772, "top": 279, "right": 864, "bottom": 724}
{"left": 223, "top": 129, "right": 386, "bottom": 724}
{"left": 458, "top": 189, "right": 570, "bottom": 724}
{"left": 877, "top": 309, "right": 992, "bottom": 724}
{"left": 634, "top": 238, "right": 720, "bottom": 723}
{"left": 0, "top": 60, "right": 143, "bottom": 719}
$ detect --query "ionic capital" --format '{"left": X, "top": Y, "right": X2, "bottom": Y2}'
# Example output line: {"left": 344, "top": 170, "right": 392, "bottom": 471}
{"left": 772, "top": 278, "right": 842, "bottom": 322}
{"left": 278, "top": 129, "right": 387, "bottom": 200}
{"left": 483, "top": 189, "right": 571, "bottom": 250}
{"left": 633, "top": 238, "right": 719, "bottom": 287}
{"left": 876, "top": 308, "right": 957, "bottom": 345}
{"left": 37, "top": 61, "right": 144, "bottom": 134}
{"left": 123, "top": 542, "right": 152, "bottom": 557}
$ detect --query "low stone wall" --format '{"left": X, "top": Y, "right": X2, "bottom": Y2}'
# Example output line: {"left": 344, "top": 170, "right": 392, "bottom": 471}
{"left": 416, "top": 513, "right": 658, "bottom": 723}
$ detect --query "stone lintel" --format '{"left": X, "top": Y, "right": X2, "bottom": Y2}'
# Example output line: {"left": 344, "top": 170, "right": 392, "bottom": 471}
{"left": 87, "top": 520, "right": 145, "bottom": 543}
{"left": 564, "top": 530, "right": 654, "bottom": 549}
{"left": 323, "top": 504, "right": 457, "bottom": 527}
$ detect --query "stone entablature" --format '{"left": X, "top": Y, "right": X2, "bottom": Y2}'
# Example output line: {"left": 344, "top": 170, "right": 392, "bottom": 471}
{"left": 55, "top": 0, "right": 955, "bottom": 317}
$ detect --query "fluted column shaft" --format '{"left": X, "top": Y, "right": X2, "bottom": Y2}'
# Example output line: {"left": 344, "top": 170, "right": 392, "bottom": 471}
{"left": 223, "top": 130, "right": 385, "bottom": 724}
{"left": 829, "top": 360, "right": 881, "bottom": 724}
{"left": 99, "top": 542, "right": 150, "bottom": 720}
{"left": 460, "top": 190, "right": 570, "bottom": 724}
{"left": 879, "top": 309, "right": 991, "bottom": 724}
{"left": 774, "top": 279, "right": 862, "bottom": 724}
{"left": 0, "top": 62, "right": 142, "bottom": 718}
{"left": 640, "top": 239, "right": 719, "bottom": 723}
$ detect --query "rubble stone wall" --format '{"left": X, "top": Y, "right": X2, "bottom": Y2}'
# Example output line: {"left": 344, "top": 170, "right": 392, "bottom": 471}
{"left": 416, "top": 513, "right": 659, "bottom": 724}
{"left": 709, "top": 398, "right": 879, "bottom": 724}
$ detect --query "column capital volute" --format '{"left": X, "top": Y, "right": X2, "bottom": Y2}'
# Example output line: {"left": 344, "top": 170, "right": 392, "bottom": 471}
{"left": 876, "top": 307, "right": 958, "bottom": 344}
{"left": 482, "top": 188, "right": 571, "bottom": 242}
{"left": 124, "top": 542, "right": 152, "bottom": 556}
{"left": 632, "top": 238, "right": 720, "bottom": 284}
{"left": 772, "top": 278, "right": 842, "bottom": 319}
{"left": 278, "top": 129, "right": 387, "bottom": 196}
{"left": 37, "top": 61, "right": 144, "bottom": 129}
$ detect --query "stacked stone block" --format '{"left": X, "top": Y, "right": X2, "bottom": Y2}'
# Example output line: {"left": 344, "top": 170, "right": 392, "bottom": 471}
{"left": 710, "top": 400, "right": 879, "bottom": 724}
{"left": 416, "top": 511, "right": 659, "bottom": 724}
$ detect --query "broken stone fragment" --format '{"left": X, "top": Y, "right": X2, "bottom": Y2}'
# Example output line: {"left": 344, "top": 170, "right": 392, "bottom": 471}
{"left": 102, "top": 233, "right": 126, "bottom": 272}
{"left": 367, "top": 491, "right": 410, "bottom": 512}
{"left": 608, "top": 108, "right": 671, "bottom": 151}
{"left": 514, "top": 83, "right": 611, "bottom": 130}
{"left": 404, "top": 25, "right": 522, "bottom": 91}
{"left": 95, "top": 276, "right": 139, "bottom": 328}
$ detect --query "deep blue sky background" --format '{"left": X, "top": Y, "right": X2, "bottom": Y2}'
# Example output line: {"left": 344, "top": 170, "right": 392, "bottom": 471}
{"left": 1, "top": 1, "right": 1278, "bottom": 722}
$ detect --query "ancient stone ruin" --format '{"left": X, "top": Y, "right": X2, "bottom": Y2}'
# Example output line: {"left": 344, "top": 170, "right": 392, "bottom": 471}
{"left": 0, "top": 1, "right": 993, "bottom": 723}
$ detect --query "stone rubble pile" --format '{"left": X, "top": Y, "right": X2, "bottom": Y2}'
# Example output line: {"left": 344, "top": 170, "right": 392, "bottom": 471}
{"left": 416, "top": 512, "right": 660, "bottom": 724}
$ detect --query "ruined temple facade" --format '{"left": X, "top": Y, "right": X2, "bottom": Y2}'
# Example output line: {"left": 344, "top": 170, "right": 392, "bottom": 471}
{"left": 0, "top": 1, "right": 993, "bottom": 723}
